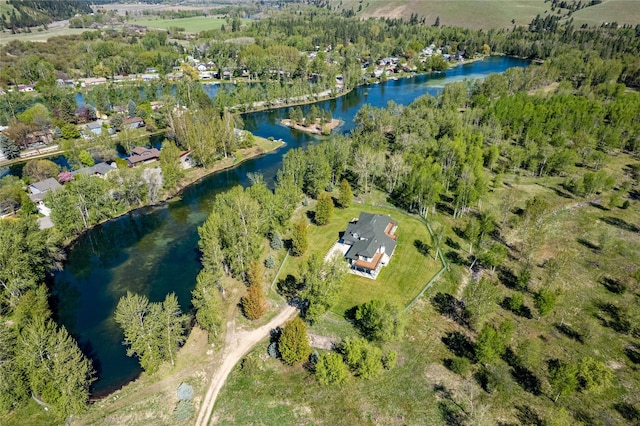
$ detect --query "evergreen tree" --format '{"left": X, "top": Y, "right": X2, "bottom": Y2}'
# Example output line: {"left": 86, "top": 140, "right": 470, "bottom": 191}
{"left": 127, "top": 99, "right": 137, "bottom": 118}
{"left": 270, "top": 231, "right": 284, "bottom": 250}
{"left": 278, "top": 317, "right": 311, "bottom": 365}
{"left": 291, "top": 217, "right": 309, "bottom": 256}
{"left": 549, "top": 360, "right": 578, "bottom": 403}
{"left": 241, "top": 284, "right": 267, "bottom": 320}
{"left": 0, "top": 134, "right": 20, "bottom": 159}
{"left": 315, "top": 192, "right": 334, "bottom": 225}
{"left": 338, "top": 179, "right": 353, "bottom": 208}
{"left": 247, "top": 259, "right": 264, "bottom": 287}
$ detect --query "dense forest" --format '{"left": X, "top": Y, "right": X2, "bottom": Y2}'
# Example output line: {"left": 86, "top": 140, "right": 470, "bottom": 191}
{"left": 0, "top": 3, "right": 639, "bottom": 424}
{"left": 0, "top": 0, "right": 92, "bottom": 31}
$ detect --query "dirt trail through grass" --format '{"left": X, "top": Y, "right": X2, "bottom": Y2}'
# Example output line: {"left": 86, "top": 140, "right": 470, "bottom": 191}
{"left": 195, "top": 304, "right": 298, "bottom": 426}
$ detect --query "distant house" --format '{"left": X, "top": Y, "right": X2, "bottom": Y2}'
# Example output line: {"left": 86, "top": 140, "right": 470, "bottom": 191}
{"left": 28, "top": 178, "right": 63, "bottom": 216}
{"left": 72, "top": 162, "right": 116, "bottom": 178}
{"left": 197, "top": 64, "right": 207, "bottom": 72}
{"left": 123, "top": 117, "right": 144, "bottom": 129}
{"left": 341, "top": 213, "right": 398, "bottom": 279}
{"left": 126, "top": 146, "right": 160, "bottom": 167}
{"left": 18, "top": 84, "right": 35, "bottom": 92}
{"left": 179, "top": 151, "right": 193, "bottom": 169}
{"left": 86, "top": 122, "right": 103, "bottom": 135}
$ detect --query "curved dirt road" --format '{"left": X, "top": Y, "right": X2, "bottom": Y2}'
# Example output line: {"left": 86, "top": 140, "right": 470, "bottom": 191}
{"left": 195, "top": 304, "right": 298, "bottom": 426}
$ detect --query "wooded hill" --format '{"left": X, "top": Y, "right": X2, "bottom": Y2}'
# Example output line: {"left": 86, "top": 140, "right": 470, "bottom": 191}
{"left": 0, "top": 0, "right": 92, "bottom": 31}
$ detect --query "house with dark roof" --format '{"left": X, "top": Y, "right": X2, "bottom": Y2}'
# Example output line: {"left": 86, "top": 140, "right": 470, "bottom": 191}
{"left": 28, "top": 178, "right": 63, "bottom": 216}
{"left": 341, "top": 212, "right": 398, "bottom": 279}
{"left": 126, "top": 146, "right": 160, "bottom": 167}
{"left": 123, "top": 117, "right": 144, "bottom": 129}
{"left": 72, "top": 162, "right": 116, "bottom": 178}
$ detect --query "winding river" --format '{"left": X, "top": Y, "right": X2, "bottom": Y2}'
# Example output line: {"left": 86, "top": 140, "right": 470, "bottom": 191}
{"left": 52, "top": 56, "right": 530, "bottom": 396}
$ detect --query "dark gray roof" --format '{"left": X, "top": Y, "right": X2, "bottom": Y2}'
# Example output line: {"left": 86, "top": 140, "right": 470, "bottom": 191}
{"left": 343, "top": 212, "right": 397, "bottom": 260}
{"left": 29, "top": 178, "right": 62, "bottom": 194}
{"left": 72, "top": 162, "right": 115, "bottom": 176}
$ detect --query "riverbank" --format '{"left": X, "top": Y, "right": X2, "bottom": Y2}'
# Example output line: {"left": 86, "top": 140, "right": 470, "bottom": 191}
{"left": 56, "top": 135, "right": 284, "bottom": 248}
{"left": 279, "top": 118, "right": 341, "bottom": 135}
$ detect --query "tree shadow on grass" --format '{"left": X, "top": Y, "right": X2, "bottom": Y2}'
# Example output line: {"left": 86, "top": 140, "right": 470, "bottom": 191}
{"left": 442, "top": 331, "right": 476, "bottom": 361}
{"left": 625, "top": 345, "right": 640, "bottom": 364}
{"left": 502, "top": 347, "right": 542, "bottom": 396}
{"left": 445, "top": 237, "right": 460, "bottom": 250}
{"left": 277, "top": 274, "right": 301, "bottom": 300}
{"left": 555, "top": 323, "right": 584, "bottom": 343}
{"left": 497, "top": 266, "right": 518, "bottom": 289}
{"left": 601, "top": 216, "right": 640, "bottom": 233}
{"left": 613, "top": 402, "right": 640, "bottom": 423}
{"left": 501, "top": 297, "right": 533, "bottom": 319}
{"left": 594, "top": 301, "right": 634, "bottom": 335}
{"left": 414, "top": 239, "right": 431, "bottom": 257}
{"left": 432, "top": 293, "right": 471, "bottom": 328}
{"left": 577, "top": 237, "right": 599, "bottom": 252}
{"left": 445, "top": 250, "right": 466, "bottom": 266}
{"left": 601, "top": 277, "right": 627, "bottom": 294}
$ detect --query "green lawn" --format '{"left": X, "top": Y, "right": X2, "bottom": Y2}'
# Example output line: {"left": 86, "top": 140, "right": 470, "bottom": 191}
{"left": 281, "top": 203, "right": 441, "bottom": 317}
{"left": 131, "top": 16, "right": 247, "bottom": 33}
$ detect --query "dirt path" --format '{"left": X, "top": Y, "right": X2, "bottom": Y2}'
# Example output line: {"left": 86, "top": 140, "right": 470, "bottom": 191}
{"left": 195, "top": 304, "right": 298, "bottom": 426}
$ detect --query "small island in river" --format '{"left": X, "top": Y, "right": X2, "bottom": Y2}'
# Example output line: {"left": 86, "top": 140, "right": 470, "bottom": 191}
{"left": 281, "top": 104, "right": 341, "bottom": 135}
{"left": 280, "top": 117, "right": 342, "bottom": 135}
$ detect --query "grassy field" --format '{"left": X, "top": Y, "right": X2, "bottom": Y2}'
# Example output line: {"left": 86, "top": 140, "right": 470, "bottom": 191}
{"left": 214, "top": 150, "right": 640, "bottom": 424}
{"left": 131, "top": 16, "right": 248, "bottom": 33}
{"left": 0, "top": 26, "right": 87, "bottom": 45}
{"left": 569, "top": 0, "right": 640, "bottom": 27}
{"left": 337, "top": 0, "right": 640, "bottom": 29}
{"left": 280, "top": 200, "right": 441, "bottom": 317}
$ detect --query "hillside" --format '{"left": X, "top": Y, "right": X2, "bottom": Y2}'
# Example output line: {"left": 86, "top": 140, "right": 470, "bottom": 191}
{"left": 332, "top": 0, "right": 640, "bottom": 29}
{"left": 0, "top": 0, "right": 92, "bottom": 31}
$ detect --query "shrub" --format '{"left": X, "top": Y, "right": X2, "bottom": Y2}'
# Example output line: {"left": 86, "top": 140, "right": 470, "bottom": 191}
{"left": 382, "top": 350, "right": 397, "bottom": 370}
{"left": 173, "top": 400, "right": 195, "bottom": 423}
{"left": 315, "top": 352, "right": 348, "bottom": 385}
{"left": 446, "top": 356, "right": 471, "bottom": 376}
{"left": 534, "top": 288, "right": 557, "bottom": 316}
{"left": 270, "top": 231, "right": 283, "bottom": 250}
{"left": 265, "top": 254, "right": 276, "bottom": 269}
{"left": 508, "top": 293, "right": 524, "bottom": 312}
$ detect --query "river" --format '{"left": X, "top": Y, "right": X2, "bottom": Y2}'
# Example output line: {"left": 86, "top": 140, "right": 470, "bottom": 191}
{"left": 53, "top": 56, "right": 529, "bottom": 396}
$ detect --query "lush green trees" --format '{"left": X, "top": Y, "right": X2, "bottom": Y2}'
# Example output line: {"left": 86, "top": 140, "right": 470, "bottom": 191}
{"left": 340, "top": 337, "right": 384, "bottom": 379}
{"left": 300, "top": 254, "right": 348, "bottom": 323}
{"left": 548, "top": 360, "right": 578, "bottom": 403}
{"left": 291, "top": 217, "right": 309, "bottom": 257}
{"left": 114, "top": 291, "right": 187, "bottom": 373}
{"left": 534, "top": 288, "right": 557, "bottom": 316}
{"left": 191, "top": 270, "right": 223, "bottom": 343}
{"left": 577, "top": 357, "right": 613, "bottom": 393}
{"left": 23, "top": 159, "right": 60, "bottom": 182}
{"left": 278, "top": 317, "right": 311, "bottom": 366}
{"left": 315, "top": 192, "right": 334, "bottom": 225}
{"left": 354, "top": 299, "right": 404, "bottom": 343}
{"left": 0, "top": 217, "right": 59, "bottom": 312}
{"left": 159, "top": 140, "right": 185, "bottom": 191}
{"left": 198, "top": 186, "right": 262, "bottom": 280}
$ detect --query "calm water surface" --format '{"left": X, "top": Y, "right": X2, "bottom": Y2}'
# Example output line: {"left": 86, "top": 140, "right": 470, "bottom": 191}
{"left": 53, "top": 56, "right": 529, "bottom": 396}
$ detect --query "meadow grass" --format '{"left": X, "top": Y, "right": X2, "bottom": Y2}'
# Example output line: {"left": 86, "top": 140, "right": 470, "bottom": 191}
{"left": 131, "top": 16, "right": 247, "bottom": 33}
{"left": 569, "top": 0, "right": 640, "bottom": 27}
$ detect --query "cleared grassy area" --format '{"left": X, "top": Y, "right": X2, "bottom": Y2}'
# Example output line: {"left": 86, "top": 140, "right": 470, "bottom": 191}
{"left": 0, "top": 26, "right": 88, "bottom": 45}
{"left": 131, "top": 16, "right": 247, "bottom": 33}
{"left": 340, "top": 0, "right": 552, "bottom": 29}
{"left": 281, "top": 201, "right": 441, "bottom": 317}
{"left": 568, "top": 0, "right": 640, "bottom": 27}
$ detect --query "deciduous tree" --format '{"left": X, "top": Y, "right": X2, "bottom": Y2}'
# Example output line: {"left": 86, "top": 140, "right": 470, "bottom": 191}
{"left": 291, "top": 217, "right": 309, "bottom": 257}
{"left": 354, "top": 299, "right": 404, "bottom": 343}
